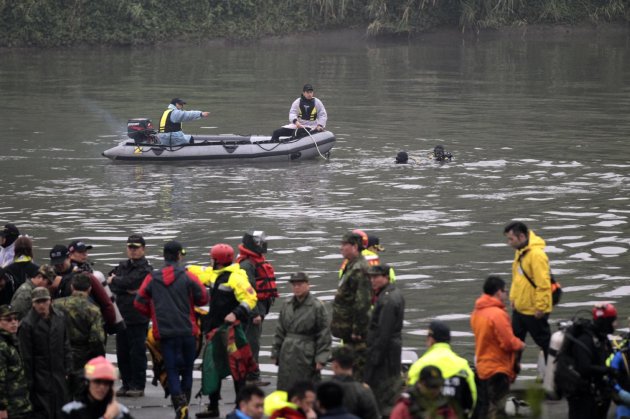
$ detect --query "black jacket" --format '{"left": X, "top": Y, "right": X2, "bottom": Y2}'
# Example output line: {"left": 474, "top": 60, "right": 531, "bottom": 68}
{"left": 19, "top": 307, "right": 72, "bottom": 419}
{"left": 61, "top": 389, "right": 133, "bottom": 419}
{"left": 110, "top": 257, "right": 152, "bottom": 325}
{"left": 5, "top": 259, "right": 39, "bottom": 290}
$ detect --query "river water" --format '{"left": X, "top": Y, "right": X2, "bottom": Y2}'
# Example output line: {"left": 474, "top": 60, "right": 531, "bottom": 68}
{"left": 1, "top": 28, "right": 629, "bottom": 376}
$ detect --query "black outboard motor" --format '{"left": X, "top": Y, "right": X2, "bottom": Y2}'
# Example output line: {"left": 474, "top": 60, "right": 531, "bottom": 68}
{"left": 433, "top": 145, "right": 453, "bottom": 162}
{"left": 127, "top": 119, "right": 157, "bottom": 144}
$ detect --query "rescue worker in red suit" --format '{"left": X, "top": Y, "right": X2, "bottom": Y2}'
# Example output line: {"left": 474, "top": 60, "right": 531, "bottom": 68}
{"left": 236, "top": 231, "right": 278, "bottom": 386}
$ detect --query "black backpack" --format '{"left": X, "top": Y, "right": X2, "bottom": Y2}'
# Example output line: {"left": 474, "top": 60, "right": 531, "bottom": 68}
{"left": 554, "top": 318, "right": 593, "bottom": 398}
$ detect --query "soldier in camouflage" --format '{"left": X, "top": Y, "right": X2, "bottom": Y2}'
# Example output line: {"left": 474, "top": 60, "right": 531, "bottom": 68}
{"left": 331, "top": 232, "right": 371, "bottom": 380}
{"left": 10, "top": 264, "right": 56, "bottom": 320}
{"left": 0, "top": 305, "right": 32, "bottom": 418}
{"left": 53, "top": 272, "right": 106, "bottom": 397}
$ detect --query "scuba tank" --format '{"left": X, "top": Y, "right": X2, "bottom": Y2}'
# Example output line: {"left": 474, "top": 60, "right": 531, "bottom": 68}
{"left": 543, "top": 324, "right": 568, "bottom": 399}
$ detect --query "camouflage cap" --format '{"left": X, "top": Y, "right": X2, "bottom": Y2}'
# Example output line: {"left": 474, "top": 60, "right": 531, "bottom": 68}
{"left": 31, "top": 286, "right": 51, "bottom": 302}
{"left": 419, "top": 365, "right": 444, "bottom": 389}
{"left": 0, "top": 305, "right": 18, "bottom": 318}
{"left": 36, "top": 264, "right": 57, "bottom": 282}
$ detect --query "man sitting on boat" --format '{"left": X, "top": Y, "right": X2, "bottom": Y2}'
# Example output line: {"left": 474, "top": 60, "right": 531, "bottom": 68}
{"left": 158, "top": 98, "right": 210, "bottom": 146}
{"left": 270, "top": 84, "right": 327, "bottom": 142}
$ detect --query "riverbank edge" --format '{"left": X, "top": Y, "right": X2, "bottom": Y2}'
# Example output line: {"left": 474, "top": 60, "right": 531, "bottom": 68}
{"left": 1, "top": 21, "right": 628, "bottom": 52}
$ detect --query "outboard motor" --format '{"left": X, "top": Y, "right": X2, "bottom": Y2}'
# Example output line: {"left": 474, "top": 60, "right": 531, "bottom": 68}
{"left": 127, "top": 118, "right": 156, "bottom": 144}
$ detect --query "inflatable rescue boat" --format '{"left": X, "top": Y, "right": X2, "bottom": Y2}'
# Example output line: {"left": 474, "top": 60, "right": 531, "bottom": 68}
{"left": 102, "top": 119, "right": 335, "bottom": 163}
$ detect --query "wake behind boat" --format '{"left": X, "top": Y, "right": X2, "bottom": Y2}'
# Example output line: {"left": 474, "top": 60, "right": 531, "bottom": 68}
{"left": 102, "top": 119, "right": 335, "bottom": 163}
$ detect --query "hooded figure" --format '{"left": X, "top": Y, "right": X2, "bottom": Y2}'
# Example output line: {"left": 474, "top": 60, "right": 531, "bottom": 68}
{"left": 0, "top": 224, "right": 20, "bottom": 268}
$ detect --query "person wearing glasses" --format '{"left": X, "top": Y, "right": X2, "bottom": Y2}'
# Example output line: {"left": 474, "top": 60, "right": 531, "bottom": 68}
{"left": 108, "top": 235, "right": 153, "bottom": 398}
{"left": 158, "top": 98, "right": 210, "bottom": 146}
{"left": 18, "top": 286, "right": 72, "bottom": 419}
{"left": 0, "top": 304, "right": 32, "bottom": 419}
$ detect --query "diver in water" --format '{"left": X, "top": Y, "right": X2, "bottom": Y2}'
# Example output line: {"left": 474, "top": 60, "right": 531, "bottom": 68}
{"left": 395, "top": 151, "right": 409, "bottom": 164}
{"left": 395, "top": 146, "right": 453, "bottom": 164}
{"left": 433, "top": 145, "right": 453, "bottom": 162}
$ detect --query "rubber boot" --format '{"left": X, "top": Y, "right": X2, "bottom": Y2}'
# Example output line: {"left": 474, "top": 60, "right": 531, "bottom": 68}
{"left": 172, "top": 393, "right": 189, "bottom": 419}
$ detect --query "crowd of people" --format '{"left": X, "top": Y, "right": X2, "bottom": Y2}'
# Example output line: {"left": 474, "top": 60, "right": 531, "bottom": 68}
{"left": 0, "top": 221, "right": 627, "bottom": 419}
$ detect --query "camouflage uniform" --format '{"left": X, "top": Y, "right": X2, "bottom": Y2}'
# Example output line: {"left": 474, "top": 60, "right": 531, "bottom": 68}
{"left": 0, "top": 328, "right": 32, "bottom": 417}
{"left": 331, "top": 254, "right": 370, "bottom": 379}
{"left": 272, "top": 291, "right": 331, "bottom": 391}
{"left": 53, "top": 294, "right": 105, "bottom": 395}
{"left": 10, "top": 280, "right": 36, "bottom": 320}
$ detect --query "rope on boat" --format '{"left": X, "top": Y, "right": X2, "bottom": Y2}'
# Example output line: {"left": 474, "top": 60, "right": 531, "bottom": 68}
{"left": 300, "top": 128, "right": 329, "bottom": 160}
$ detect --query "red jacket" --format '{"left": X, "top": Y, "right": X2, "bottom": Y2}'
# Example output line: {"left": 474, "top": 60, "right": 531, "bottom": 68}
{"left": 470, "top": 294, "right": 524, "bottom": 381}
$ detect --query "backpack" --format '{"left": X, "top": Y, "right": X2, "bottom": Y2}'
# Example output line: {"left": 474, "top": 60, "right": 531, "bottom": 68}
{"left": 518, "top": 251, "right": 562, "bottom": 305}
{"left": 553, "top": 318, "right": 593, "bottom": 398}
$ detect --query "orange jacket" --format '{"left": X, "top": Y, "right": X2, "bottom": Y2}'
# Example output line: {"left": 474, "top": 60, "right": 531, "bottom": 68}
{"left": 470, "top": 294, "right": 524, "bottom": 381}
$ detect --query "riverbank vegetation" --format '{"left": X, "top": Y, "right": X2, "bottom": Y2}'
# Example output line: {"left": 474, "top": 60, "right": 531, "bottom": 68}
{"left": 1, "top": 0, "right": 629, "bottom": 47}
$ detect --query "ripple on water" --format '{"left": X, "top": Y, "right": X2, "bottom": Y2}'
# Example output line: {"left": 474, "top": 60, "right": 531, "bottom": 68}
{"left": 592, "top": 246, "right": 628, "bottom": 255}
{"left": 595, "top": 286, "right": 630, "bottom": 298}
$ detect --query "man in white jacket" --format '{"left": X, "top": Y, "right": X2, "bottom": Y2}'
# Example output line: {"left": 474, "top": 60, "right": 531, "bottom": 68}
{"left": 271, "top": 84, "right": 327, "bottom": 141}
{"left": 0, "top": 224, "right": 19, "bottom": 268}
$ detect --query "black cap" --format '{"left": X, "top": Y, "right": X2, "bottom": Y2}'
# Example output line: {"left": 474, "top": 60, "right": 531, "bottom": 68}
{"left": 428, "top": 320, "right": 451, "bottom": 343}
{"left": 367, "top": 264, "right": 391, "bottom": 277}
{"left": 303, "top": 84, "right": 314, "bottom": 92}
{"left": 50, "top": 245, "right": 70, "bottom": 264}
{"left": 171, "top": 98, "right": 186, "bottom": 105}
{"left": 164, "top": 241, "right": 186, "bottom": 257}
{"left": 419, "top": 365, "right": 444, "bottom": 389}
{"left": 367, "top": 235, "right": 385, "bottom": 251}
{"left": 127, "top": 234, "right": 146, "bottom": 248}
{"left": 68, "top": 240, "right": 93, "bottom": 253}
{"left": 288, "top": 272, "right": 309, "bottom": 283}
{"left": 0, "top": 223, "right": 19, "bottom": 238}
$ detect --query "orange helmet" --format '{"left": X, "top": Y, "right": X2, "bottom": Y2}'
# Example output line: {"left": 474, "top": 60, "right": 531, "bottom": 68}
{"left": 210, "top": 243, "right": 234, "bottom": 266}
{"left": 352, "top": 229, "right": 369, "bottom": 249}
{"left": 84, "top": 356, "right": 117, "bottom": 381}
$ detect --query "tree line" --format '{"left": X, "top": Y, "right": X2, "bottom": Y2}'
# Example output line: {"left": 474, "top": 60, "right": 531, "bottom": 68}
{"left": 1, "top": 0, "right": 628, "bottom": 47}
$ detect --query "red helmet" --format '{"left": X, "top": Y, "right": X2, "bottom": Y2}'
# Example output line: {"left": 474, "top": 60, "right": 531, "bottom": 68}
{"left": 210, "top": 243, "right": 234, "bottom": 266}
{"left": 352, "top": 229, "right": 369, "bottom": 249}
{"left": 592, "top": 303, "right": 617, "bottom": 320}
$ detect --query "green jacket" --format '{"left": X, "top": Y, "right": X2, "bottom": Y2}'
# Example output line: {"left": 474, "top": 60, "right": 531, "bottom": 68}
{"left": 331, "top": 255, "right": 370, "bottom": 341}
{"left": 272, "top": 292, "right": 331, "bottom": 391}
{"left": 10, "top": 280, "right": 35, "bottom": 320}
{"left": 0, "top": 329, "right": 32, "bottom": 416}
{"left": 53, "top": 294, "right": 105, "bottom": 371}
